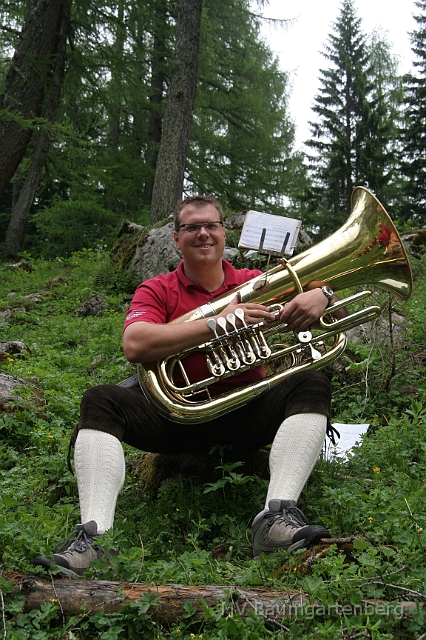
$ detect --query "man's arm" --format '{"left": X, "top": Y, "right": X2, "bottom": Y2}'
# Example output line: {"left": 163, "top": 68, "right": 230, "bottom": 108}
{"left": 123, "top": 289, "right": 349, "bottom": 364}
{"left": 123, "top": 299, "right": 277, "bottom": 363}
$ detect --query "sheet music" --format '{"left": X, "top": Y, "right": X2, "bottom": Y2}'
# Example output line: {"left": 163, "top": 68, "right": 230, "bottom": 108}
{"left": 238, "top": 210, "right": 301, "bottom": 256}
{"left": 325, "top": 423, "right": 370, "bottom": 461}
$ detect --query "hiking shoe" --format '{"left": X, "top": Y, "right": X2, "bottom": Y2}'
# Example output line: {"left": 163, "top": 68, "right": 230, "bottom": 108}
{"left": 32, "top": 521, "right": 107, "bottom": 577}
{"left": 252, "top": 499, "right": 331, "bottom": 559}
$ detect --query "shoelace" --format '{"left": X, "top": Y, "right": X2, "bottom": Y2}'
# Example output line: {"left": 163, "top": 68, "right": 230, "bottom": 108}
{"left": 267, "top": 504, "right": 308, "bottom": 529}
{"left": 54, "top": 528, "right": 95, "bottom": 555}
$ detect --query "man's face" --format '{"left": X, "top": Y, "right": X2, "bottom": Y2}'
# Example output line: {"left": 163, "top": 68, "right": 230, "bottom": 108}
{"left": 174, "top": 203, "right": 226, "bottom": 267}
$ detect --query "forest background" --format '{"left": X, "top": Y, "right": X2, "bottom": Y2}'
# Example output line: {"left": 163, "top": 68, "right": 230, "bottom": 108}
{"left": 1, "top": 0, "right": 426, "bottom": 257}
{"left": 1, "top": 0, "right": 426, "bottom": 638}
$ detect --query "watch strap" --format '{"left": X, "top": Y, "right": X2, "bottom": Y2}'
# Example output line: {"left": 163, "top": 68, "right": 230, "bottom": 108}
{"left": 320, "top": 286, "right": 334, "bottom": 307}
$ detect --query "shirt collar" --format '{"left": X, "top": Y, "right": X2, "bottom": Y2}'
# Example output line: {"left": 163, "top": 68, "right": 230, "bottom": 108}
{"left": 176, "top": 259, "right": 237, "bottom": 292}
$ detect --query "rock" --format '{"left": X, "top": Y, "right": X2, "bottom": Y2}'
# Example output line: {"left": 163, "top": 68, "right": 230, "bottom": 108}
{"left": 401, "top": 229, "right": 426, "bottom": 258}
{"left": 4, "top": 260, "right": 33, "bottom": 271}
{"left": 0, "top": 341, "right": 31, "bottom": 358}
{"left": 45, "top": 276, "right": 68, "bottom": 289}
{"left": 0, "top": 309, "right": 12, "bottom": 323}
{"left": 346, "top": 310, "right": 408, "bottom": 345}
{"left": 0, "top": 373, "right": 42, "bottom": 408}
{"left": 24, "top": 293, "right": 43, "bottom": 303}
{"left": 223, "top": 213, "right": 247, "bottom": 230}
{"left": 223, "top": 247, "right": 239, "bottom": 262}
{"left": 75, "top": 295, "right": 107, "bottom": 316}
{"left": 118, "top": 219, "right": 145, "bottom": 237}
{"left": 131, "top": 222, "right": 181, "bottom": 280}
{"left": 87, "top": 354, "right": 105, "bottom": 375}
{"left": 397, "top": 385, "right": 420, "bottom": 398}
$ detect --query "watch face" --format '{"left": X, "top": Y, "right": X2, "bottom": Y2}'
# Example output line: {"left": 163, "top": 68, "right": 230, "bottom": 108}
{"left": 322, "top": 286, "right": 334, "bottom": 300}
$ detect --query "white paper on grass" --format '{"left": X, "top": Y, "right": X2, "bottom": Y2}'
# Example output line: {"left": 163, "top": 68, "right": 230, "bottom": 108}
{"left": 324, "top": 423, "right": 370, "bottom": 461}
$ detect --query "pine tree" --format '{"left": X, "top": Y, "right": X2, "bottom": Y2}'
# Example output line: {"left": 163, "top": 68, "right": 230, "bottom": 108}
{"left": 365, "top": 30, "right": 404, "bottom": 212}
{"left": 304, "top": 0, "right": 374, "bottom": 237}
{"left": 400, "top": 0, "right": 426, "bottom": 227}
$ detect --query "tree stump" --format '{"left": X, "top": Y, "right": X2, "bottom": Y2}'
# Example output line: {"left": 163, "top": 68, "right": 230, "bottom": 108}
{"left": 133, "top": 449, "right": 270, "bottom": 492}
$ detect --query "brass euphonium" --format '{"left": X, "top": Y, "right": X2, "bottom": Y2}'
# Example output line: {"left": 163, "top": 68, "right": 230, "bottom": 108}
{"left": 138, "top": 187, "right": 413, "bottom": 423}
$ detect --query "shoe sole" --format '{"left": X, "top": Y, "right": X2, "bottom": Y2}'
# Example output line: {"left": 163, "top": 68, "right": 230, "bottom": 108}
{"left": 32, "top": 555, "right": 82, "bottom": 579}
{"left": 253, "top": 528, "right": 331, "bottom": 559}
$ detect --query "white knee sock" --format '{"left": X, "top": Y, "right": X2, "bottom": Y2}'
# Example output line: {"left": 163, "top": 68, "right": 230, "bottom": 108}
{"left": 265, "top": 413, "right": 327, "bottom": 508}
{"left": 74, "top": 429, "right": 126, "bottom": 533}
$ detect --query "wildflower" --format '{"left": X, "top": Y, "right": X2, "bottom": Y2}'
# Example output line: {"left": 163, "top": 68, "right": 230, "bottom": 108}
{"left": 48, "top": 435, "right": 54, "bottom": 439}
{"left": 164, "top": 513, "right": 168, "bottom": 518}
{"left": 190, "top": 635, "right": 195, "bottom": 638}
{"left": 7, "top": 357, "right": 13, "bottom": 362}
{"left": 373, "top": 466, "right": 380, "bottom": 473}
{"left": 368, "top": 517, "right": 373, "bottom": 522}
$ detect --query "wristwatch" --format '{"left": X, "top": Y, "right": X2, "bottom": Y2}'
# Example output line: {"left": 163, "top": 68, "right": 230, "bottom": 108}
{"left": 319, "top": 285, "right": 334, "bottom": 307}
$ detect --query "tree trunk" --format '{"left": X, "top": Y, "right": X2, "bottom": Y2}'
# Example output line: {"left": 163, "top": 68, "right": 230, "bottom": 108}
{"left": 149, "top": 0, "right": 203, "bottom": 223}
{"left": 0, "top": 0, "right": 69, "bottom": 197}
{"left": 2, "top": 0, "right": 71, "bottom": 258}
{"left": 142, "top": 0, "right": 168, "bottom": 205}
{"left": 105, "top": 0, "right": 125, "bottom": 215}
{"left": 6, "top": 574, "right": 304, "bottom": 622}
{"left": 3, "top": 572, "right": 420, "bottom": 626}
{"left": 3, "top": 131, "right": 50, "bottom": 257}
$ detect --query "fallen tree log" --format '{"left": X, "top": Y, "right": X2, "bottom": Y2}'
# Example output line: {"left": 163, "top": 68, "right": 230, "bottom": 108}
{"left": 3, "top": 572, "right": 423, "bottom": 627}
{"left": 4, "top": 572, "right": 308, "bottom": 626}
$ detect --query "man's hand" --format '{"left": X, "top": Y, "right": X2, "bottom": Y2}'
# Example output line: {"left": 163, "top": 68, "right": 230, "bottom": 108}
{"left": 279, "top": 289, "right": 330, "bottom": 333}
{"left": 219, "top": 296, "right": 276, "bottom": 328}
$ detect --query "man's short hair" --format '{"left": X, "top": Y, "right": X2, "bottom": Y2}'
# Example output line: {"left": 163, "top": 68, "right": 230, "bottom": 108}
{"left": 174, "top": 195, "right": 223, "bottom": 231}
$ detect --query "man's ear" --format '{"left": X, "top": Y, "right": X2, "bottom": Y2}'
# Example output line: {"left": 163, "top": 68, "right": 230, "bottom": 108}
{"left": 174, "top": 230, "right": 180, "bottom": 251}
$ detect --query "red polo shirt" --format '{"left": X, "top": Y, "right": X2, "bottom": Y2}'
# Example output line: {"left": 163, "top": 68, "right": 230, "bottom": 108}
{"left": 124, "top": 259, "right": 265, "bottom": 395}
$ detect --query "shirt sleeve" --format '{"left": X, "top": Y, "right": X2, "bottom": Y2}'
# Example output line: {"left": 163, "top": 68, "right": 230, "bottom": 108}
{"left": 124, "top": 278, "right": 168, "bottom": 330}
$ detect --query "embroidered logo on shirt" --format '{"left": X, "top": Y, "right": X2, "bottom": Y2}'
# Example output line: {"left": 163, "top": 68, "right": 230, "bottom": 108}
{"left": 126, "top": 310, "right": 147, "bottom": 320}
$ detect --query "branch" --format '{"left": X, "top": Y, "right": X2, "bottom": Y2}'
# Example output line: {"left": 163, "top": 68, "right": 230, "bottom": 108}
{"left": 0, "top": 25, "right": 20, "bottom": 36}
{"left": 361, "top": 582, "right": 426, "bottom": 601}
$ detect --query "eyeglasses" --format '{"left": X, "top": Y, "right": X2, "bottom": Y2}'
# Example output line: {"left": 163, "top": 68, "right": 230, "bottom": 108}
{"left": 178, "top": 221, "right": 223, "bottom": 233}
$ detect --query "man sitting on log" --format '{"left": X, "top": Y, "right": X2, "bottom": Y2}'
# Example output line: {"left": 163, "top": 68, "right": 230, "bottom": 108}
{"left": 33, "top": 194, "right": 343, "bottom": 576}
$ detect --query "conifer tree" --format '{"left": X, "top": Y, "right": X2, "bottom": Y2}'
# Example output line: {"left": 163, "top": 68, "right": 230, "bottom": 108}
{"left": 365, "top": 30, "right": 404, "bottom": 212}
{"left": 304, "top": 0, "right": 373, "bottom": 237}
{"left": 400, "top": 0, "right": 426, "bottom": 227}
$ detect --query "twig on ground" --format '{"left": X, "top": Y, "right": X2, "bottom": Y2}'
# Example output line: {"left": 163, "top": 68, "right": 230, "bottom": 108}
{"left": 50, "top": 575, "right": 66, "bottom": 627}
{"left": 0, "top": 587, "right": 6, "bottom": 639}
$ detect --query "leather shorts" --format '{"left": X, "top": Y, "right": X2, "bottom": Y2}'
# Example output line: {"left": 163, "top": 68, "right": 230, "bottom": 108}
{"left": 70, "top": 371, "right": 331, "bottom": 456}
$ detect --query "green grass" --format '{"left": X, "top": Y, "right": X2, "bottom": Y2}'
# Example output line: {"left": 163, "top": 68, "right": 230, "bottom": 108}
{"left": 1, "top": 250, "right": 426, "bottom": 638}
